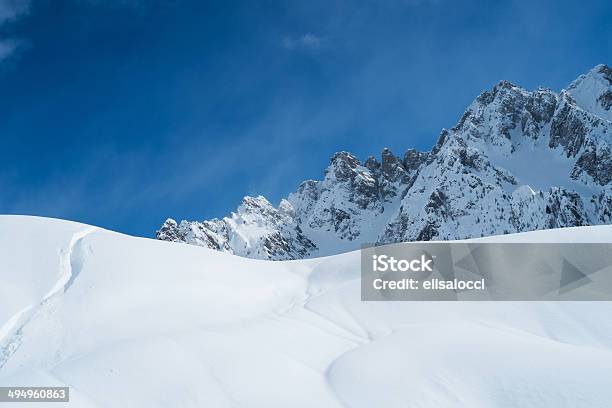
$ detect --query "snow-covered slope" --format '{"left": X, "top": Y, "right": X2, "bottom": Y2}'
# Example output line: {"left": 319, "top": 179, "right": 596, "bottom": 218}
{"left": 158, "top": 64, "right": 612, "bottom": 260}
{"left": 3, "top": 216, "right": 612, "bottom": 407}
{"left": 567, "top": 64, "right": 612, "bottom": 122}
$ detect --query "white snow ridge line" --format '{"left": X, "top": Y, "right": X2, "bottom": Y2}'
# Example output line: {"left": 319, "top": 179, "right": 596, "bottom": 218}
{"left": 0, "top": 226, "right": 98, "bottom": 369}
{"left": 44, "top": 226, "right": 99, "bottom": 300}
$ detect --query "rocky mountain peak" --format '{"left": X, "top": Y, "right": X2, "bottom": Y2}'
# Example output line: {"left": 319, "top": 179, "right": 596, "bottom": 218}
{"left": 364, "top": 155, "right": 380, "bottom": 171}
{"left": 158, "top": 65, "right": 612, "bottom": 260}
{"left": 492, "top": 79, "right": 521, "bottom": 93}
{"left": 381, "top": 148, "right": 406, "bottom": 178}
{"left": 328, "top": 151, "right": 360, "bottom": 174}
{"left": 157, "top": 218, "right": 180, "bottom": 241}
{"left": 567, "top": 64, "right": 612, "bottom": 122}
{"left": 238, "top": 195, "right": 277, "bottom": 217}
{"left": 402, "top": 149, "right": 429, "bottom": 172}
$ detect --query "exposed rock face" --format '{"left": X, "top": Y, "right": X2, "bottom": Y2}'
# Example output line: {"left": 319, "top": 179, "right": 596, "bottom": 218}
{"left": 158, "top": 64, "right": 612, "bottom": 260}
{"left": 158, "top": 196, "right": 314, "bottom": 260}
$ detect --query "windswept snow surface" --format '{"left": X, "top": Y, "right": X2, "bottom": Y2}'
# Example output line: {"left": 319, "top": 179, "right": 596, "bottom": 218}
{"left": 2, "top": 216, "right": 612, "bottom": 407}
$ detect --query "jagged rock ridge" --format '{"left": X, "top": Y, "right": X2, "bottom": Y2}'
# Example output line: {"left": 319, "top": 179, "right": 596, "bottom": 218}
{"left": 157, "top": 64, "right": 612, "bottom": 260}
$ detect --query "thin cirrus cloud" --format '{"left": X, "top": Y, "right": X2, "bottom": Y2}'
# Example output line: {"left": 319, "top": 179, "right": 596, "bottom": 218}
{"left": 0, "top": 0, "right": 29, "bottom": 62}
{"left": 0, "top": 0, "right": 29, "bottom": 23}
{"left": 281, "top": 33, "right": 326, "bottom": 50}
{"left": 0, "top": 39, "right": 19, "bottom": 61}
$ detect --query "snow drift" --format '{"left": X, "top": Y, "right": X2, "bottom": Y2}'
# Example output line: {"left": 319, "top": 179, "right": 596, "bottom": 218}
{"left": 2, "top": 216, "right": 612, "bottom": 407}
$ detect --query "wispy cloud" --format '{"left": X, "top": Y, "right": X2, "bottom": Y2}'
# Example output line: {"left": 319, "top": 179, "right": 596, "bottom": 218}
{"left": 281, "top": 33, "right": 326, "bottom": 50}
{"left": 0, "top": 0, "right": 29, "bottom": 24}
{"left": 0, "top": 38, "right": 20, "bottom": 62}
{"left": 0, "top": 0, "right": 29, "bottom": 62}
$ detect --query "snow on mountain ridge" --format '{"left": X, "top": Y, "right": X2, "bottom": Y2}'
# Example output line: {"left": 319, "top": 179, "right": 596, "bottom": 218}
{"left": 158, "top": 196, "right": 315, "bottom": 260}
{"left": 567, "top": 64, "right": 612, "bottom": 122}
{"left": 158, "top": 64, "right": 612, "bottom": 260}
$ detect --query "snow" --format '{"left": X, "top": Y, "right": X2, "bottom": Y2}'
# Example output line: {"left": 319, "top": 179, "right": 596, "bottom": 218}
{"left": 487, "top": 131, "right": 598, "bottom": 196}
{"left": 161, "top": 66, "right": 612, "bottom": 259}
{"left": 2, "top": 215, "right": 612, "bottom": 407}
{"left": 567, "top": 64, "right": 612, "bottom": 123}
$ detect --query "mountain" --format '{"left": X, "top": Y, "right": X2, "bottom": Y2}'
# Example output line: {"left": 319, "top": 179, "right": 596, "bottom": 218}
{"left": 157, "top": 64, "right": 612, "bottom": 260}
{"left": 4, "top": 216, "right": 612, "bottom": 407}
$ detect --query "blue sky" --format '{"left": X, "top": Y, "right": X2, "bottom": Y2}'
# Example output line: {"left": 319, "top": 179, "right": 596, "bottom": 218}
{"left": 0, "top": 0, "right": 610, "bottom": 236}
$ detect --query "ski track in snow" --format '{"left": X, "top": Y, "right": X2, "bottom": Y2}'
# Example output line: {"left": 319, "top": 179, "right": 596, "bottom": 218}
{"left": 0, "top": 226, "right": 98, "bottom": 369}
